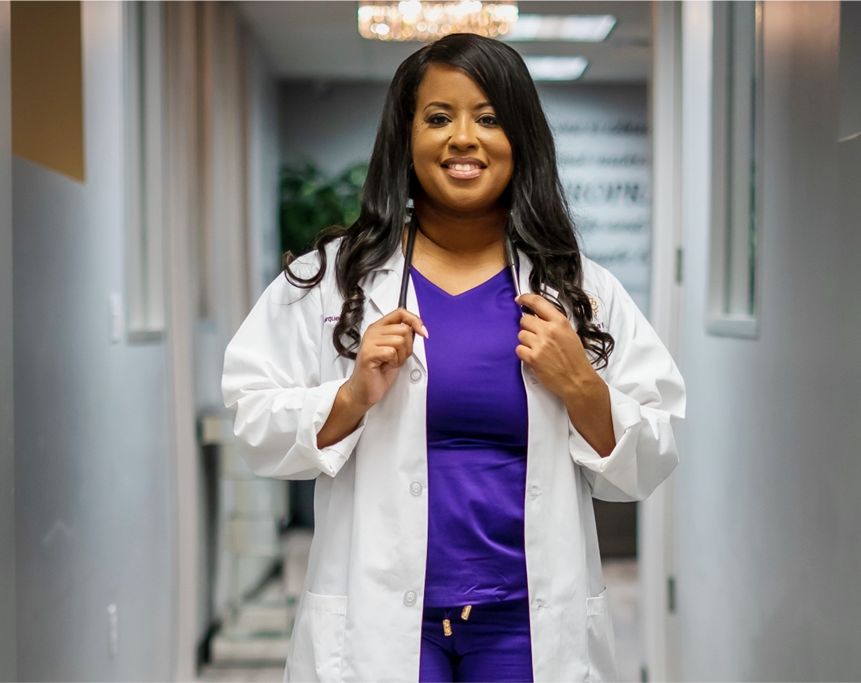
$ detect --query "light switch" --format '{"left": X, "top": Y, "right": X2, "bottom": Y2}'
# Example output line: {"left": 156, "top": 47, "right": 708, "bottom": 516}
{"left": 109, "top": 292, "right": 124, "bottom": 344}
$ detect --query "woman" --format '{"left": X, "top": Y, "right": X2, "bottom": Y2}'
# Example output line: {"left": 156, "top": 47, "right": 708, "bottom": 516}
{"left": 222, "top": 33, "right": 685, "bottom": 683}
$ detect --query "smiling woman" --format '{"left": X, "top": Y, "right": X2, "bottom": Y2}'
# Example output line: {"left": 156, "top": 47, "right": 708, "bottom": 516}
{"left": 222, "top": 32, "right": 686, "bottom": 683}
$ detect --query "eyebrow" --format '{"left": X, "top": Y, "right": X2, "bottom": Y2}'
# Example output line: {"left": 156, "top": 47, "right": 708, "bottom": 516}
{"left": 422, "top": 100, "right": 494, "bottom": 112}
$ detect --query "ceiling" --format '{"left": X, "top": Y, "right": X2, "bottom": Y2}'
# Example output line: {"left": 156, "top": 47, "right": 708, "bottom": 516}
{"left": 236, "top": 1, "right": 653, "bottom": 83}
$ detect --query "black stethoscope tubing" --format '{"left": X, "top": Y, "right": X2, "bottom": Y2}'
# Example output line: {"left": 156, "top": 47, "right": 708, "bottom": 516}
{"left": 398, "top": 199, "right": 531, "bottom": 315}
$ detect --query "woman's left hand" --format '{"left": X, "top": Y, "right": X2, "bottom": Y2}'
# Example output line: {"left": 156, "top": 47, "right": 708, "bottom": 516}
{"left": 514, "top": 293, "right": 601, "bottom": 402}
{"left": 515, "top": 292, "right": 616, "bottom": 456}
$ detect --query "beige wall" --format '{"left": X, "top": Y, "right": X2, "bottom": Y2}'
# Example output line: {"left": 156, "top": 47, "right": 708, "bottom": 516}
{"left": 11, "top": 1, "right": 85, "bottom": 182}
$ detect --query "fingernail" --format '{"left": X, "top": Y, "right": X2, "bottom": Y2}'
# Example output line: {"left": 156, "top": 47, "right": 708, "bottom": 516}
{"left": 421, "top": 324, "right": 430, "bottom": 339}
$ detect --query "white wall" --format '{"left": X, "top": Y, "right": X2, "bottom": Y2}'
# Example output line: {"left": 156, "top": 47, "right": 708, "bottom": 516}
{"left": 675, "top": 2, "right": 861, "bottom": 679}
{"left": 0, "top": 2, "right": 17, "bottom": 679}
{"left": 280, "top": 80, "right": 389, "bottom": 177}
{"left": 247, "top": 37, "right": 287, "bottom": 293}
{"left": 12, "top": 3, "right": 174, "bottom": 679}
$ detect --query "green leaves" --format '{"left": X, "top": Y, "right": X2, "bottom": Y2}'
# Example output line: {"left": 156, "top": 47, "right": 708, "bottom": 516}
{"left": 279, "top": 160, "right": 368, "bottom": 257}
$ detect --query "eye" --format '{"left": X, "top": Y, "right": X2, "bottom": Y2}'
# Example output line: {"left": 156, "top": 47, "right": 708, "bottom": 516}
{"left": 478, "top": 113, "right": 499, "bottom": 126}
{"left": 426, "top": 113, "right": 450, "bottom": 126}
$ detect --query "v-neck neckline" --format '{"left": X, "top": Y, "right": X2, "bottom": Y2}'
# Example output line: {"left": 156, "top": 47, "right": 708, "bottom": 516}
{"left": 410, "top": 265, "right": 509, "bottom": 299}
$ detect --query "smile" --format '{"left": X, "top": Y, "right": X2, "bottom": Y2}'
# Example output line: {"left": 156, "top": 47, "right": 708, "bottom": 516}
{"left": 441, "top": 163, "right": 484, "bottom": 180}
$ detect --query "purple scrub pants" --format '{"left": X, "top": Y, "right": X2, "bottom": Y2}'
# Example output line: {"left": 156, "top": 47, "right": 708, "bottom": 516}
{"left": 418, "top": 598, "right": 534, "bottom": 682}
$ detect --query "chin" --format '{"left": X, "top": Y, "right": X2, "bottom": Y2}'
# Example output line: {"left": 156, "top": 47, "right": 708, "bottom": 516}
{"left": 417, "top": 177, "right": 506, "bottom": 214}
{"left": 433, "top": 190, "right": 505, "bottom": 214}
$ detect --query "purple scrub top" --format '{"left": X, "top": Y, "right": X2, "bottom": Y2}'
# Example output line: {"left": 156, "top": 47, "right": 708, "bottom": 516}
{"left": 411, "top": 264, "right": 530, "bottom": 607}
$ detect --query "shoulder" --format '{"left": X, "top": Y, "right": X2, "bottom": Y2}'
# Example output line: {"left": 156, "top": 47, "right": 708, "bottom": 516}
{"left": 284, "top": 236, "right": 344, "bottom": 281}
{"left": 579, "top": 254, "right": 622, "bottom": 296}
{"left": 268, "top": 237, "right": 345, "bottom": 306}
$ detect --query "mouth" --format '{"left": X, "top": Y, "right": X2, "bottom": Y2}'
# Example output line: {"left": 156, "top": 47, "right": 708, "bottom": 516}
{"left": 440, "top": 158, "right": 486, "bottom": 180}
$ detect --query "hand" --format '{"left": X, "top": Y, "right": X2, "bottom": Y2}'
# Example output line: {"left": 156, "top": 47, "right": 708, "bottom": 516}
{"left": 345, "top": 308, "right": 429, "bottom": 409}
{"left": 514, "top": 293, "right": 599, "bottom": 401}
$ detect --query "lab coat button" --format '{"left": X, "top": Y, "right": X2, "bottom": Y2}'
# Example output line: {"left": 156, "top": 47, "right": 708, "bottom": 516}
{"left": 528, "top": 484, "right": 541, "bottom": 499}
{"left": 532, "top": 598, "right": 545, "bottom": 610}
{"left": 403, "top": 590, "right": 417, "bottom": 606}
{"left": 410, "top": 481, "right": 423, "bottom": 496}
{"left": 409, "top": 368, "right": 423, "bottom": 383}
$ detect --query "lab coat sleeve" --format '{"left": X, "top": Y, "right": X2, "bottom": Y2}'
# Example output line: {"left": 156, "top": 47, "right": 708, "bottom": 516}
{"left": 569, "top": 266, "right": 686, "bottom": 502}
{"left": 221, "top": 259, "right": 365, "bottom": 480}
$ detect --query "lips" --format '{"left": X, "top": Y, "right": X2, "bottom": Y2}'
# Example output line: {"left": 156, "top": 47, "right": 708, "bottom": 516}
{"left": 441, "top": 157, "right": 486, "bottom": 180}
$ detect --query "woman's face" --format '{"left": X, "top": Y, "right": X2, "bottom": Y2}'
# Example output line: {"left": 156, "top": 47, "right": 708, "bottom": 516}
{"left": 410, "top": 63, "right": 513, "bottom": 215}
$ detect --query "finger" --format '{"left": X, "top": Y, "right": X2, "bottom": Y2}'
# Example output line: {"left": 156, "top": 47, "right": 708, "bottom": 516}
{"left": 367, "top": 327, "right": 415, "bottom": 360}
{"left": 366, "top": 345, "right": 399, "bottom": 368}
{"left": 373, "top": 334, "right": 411, "bottom": 365}
{"left": 518, "top": 313, "right": 547, "bottom": 334}
{"left": 379, "top": 308, "right": 429, "bottom": 338}
{"left": 517, "top": 329, "right": 540, "bottom": 348}
{"left": 375, "top": 323, "right": 421, "bottom": 338}
{"left": 515, "top": 344, "right": 533, "bottom": 364}
{"left": 514, "top": 293, "right": 565, "bottom": 322}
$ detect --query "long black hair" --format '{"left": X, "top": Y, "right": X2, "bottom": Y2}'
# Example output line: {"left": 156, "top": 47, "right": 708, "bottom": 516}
{"left": 284, "top": 32, "right": 615, "bottom": 368}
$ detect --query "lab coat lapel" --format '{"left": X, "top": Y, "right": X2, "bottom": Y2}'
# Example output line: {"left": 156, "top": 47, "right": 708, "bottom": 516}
{"left": 515, "top": 248, "right": 561, "bottom": 303}
{"left": 366, "top": 249, "right": 427, "bottom": 374}
{"left": 516, "top": 246, "right": 571, "bottom": 682}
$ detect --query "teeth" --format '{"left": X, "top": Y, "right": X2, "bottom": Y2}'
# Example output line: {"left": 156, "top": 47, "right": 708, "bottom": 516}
{"left": 450, "top": 163, "right": 480, "bottom": 171}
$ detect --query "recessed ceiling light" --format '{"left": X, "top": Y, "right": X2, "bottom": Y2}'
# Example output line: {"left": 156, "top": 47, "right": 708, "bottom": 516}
{"left": 524, "top": 56, "right": 589, "bottom": 81}
{"left": 506, "top": 14, "right": 616, "bottom": 42}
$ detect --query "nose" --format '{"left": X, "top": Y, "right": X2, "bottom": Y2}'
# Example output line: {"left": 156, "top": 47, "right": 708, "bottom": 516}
{"left": 448, "top": 116, "right": 478, "bottom": 150}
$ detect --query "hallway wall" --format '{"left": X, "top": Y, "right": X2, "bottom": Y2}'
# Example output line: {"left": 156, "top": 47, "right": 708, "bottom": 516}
{"left": 12, "top": 3, "right": 174, "bottom": 679}
{"left": 245, "top": 37, "right": 283, "bottom": 296}
{"left": 0, "top": 1, "right": 16, "bottom": 679}
{"left": 675, "top": 2, "right": 861, "bottom": 679}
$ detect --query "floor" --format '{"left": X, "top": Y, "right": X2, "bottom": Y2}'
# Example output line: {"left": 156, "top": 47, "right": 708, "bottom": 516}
{"left": 198, "top": 549, "right": 641, "bottom": 683}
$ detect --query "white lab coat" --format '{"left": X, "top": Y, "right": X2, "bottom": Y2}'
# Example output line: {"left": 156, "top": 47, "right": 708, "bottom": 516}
{"left": 221, "top": 237, "right": 686, "bottom": 683}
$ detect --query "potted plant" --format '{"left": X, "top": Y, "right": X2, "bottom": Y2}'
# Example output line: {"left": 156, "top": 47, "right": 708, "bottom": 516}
{"left": 279, "top": 160, "right": 368, "bottom": 258}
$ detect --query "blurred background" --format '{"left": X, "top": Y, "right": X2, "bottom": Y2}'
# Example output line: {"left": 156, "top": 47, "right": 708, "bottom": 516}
{"left": 0, "top": 1, "right": 859, "bottom": 681}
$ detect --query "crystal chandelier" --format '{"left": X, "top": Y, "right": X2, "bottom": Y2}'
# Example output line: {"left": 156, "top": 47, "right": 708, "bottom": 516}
{"left": 358, "top": 1, "right": 519, "bottom": 42}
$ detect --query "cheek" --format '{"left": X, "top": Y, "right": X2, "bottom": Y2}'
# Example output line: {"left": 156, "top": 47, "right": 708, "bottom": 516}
{"left": 496, "top": 152, "right": 514, "bottom": 188}
{"left": 489, "top": 138, "right": 514, "bottom": 179}
{"left": 411, "top": 137, "right": 439, "bottom": 170}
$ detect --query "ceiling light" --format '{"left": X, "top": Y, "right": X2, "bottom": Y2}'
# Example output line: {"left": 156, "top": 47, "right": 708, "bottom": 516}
{"left": 506, "top": 14, "right": 616, "bottom": 42}
{"left": 357, "top": 1, "right": 519, "bottom": 41}
{"left": 523, "top": 56, "right": 589, "bottom": 81}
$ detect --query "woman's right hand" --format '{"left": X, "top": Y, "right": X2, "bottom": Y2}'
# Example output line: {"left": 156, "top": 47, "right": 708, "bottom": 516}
{"left": 345, "top": 308, "right": 429, "bottom": 409}
{"left": 316, "top": 308, "right": 428, "bottom": 449}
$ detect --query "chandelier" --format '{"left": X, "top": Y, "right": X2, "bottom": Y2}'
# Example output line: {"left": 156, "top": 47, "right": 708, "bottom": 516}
{"left": 358, "top": 1, "right": 519, "bottom": 42}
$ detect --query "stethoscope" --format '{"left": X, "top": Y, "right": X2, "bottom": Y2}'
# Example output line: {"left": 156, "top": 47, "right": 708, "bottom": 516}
{"left": 397, "top": 198, "right": 532, "bottom": 315}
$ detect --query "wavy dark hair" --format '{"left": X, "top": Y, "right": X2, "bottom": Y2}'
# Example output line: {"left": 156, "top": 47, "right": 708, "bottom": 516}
{"left": 283, "top": 32, "right": 615, "bottom": 368}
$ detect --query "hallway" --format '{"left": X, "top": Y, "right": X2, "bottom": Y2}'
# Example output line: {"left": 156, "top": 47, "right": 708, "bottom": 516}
{"left": 2, "top": 1, "right": 860, "bottom": 681}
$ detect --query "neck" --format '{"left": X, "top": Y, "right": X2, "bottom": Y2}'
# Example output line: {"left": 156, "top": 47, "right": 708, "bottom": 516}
{"left": 411, "top": 195, "right": 508, "bottom": 264}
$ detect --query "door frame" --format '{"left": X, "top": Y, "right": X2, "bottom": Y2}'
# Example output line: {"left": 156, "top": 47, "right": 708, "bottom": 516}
{"left": 641, "top": 1, "right": 684, "bottom": 680}
{"left": 163, "top": 3, "right": 200, "bottom": 680}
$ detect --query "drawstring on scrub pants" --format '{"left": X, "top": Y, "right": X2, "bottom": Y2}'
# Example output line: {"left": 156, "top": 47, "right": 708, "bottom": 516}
{"left": 441, "top": 604, "right": 473, "bottom": 637}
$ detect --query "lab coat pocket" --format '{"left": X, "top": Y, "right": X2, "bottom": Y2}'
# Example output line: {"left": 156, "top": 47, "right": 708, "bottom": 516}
{"left": 585, "top": 587, "right": 619, "bottom": 683}
{"left": 286, "top": 591, "right": 348, "bottom": 683}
